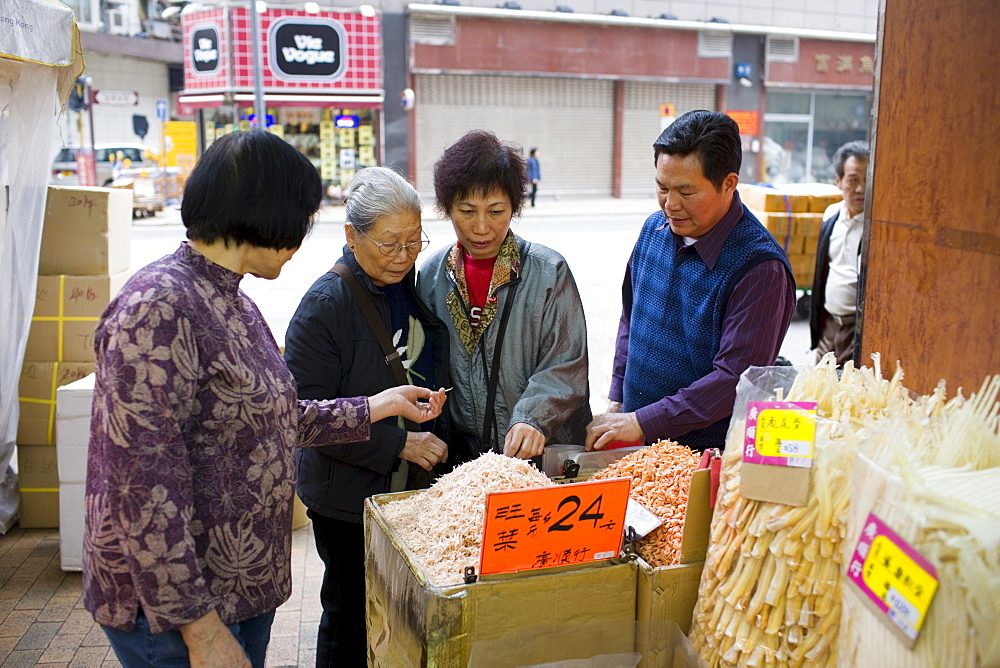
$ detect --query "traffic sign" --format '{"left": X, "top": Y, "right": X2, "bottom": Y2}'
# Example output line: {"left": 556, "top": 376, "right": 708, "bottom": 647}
{"left": 156, "top": 99, "right": 168, "bottom": 120}
{"left": 92, "top": 89, "right": 139, "bottom": 106}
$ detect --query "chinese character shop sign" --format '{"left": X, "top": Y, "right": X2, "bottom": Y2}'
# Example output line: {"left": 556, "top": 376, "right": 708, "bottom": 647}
{"left": 766, "top": 38, "right": 875, "bottom": 88}
{"left": 480, "top": 478, "right": 630, "bottom": 576}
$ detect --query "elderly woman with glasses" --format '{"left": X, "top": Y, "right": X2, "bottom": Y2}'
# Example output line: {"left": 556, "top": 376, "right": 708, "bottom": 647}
{"left": 418, "top": 130, "right": 592, "bottom": 463}
{"left": 283, "top": 166, "right": 450, "bottom": 667}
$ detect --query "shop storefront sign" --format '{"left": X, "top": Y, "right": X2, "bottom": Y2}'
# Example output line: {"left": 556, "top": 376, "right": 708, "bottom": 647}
{"left": 269, "top": 17, "right": 345, "bottom": 82}
{"left": 190, "top": 25, "right": 220, "bottom": 75}
{"left": 479, "top": 477, "right": 630, "bottom": 576}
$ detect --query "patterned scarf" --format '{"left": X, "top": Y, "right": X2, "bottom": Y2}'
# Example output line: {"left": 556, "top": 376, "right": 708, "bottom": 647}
{"left": 446, "top": 232, "right": 520, "bottom": 354}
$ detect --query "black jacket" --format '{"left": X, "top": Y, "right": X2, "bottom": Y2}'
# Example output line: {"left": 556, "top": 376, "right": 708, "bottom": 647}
{"left": 284, "top": 249, "right": 451, "bottom": 523}
{"left": 809, "top": 209, "right": 841, "bottom": 349}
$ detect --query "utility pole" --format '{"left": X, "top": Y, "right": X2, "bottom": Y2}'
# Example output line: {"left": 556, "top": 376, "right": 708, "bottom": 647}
{"left": 249, "top": 0, "right": 266, "bottom": 128}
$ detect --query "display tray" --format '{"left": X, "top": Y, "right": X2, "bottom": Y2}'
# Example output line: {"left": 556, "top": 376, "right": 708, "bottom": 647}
{"left": 364, "top": 489, "right": 638, "bottom": 667}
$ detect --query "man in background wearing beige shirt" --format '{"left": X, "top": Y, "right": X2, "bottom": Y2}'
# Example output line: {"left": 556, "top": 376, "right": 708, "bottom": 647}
{"left": 809, "top": 140, "right": 869, "bottom": 366}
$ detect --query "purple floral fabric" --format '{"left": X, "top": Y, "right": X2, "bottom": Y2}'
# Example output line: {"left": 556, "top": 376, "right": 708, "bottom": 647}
{"left": 83, "top": 243, "right": 371, "bottom": 633}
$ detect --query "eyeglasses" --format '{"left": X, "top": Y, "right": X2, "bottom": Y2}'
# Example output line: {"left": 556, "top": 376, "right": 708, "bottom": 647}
{"left": 353, "top": 225, "right": 430, "bottom": 256}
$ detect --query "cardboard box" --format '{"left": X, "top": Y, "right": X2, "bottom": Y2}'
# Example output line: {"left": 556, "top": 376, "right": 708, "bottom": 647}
{"left": 635, "top": 467, "right": 713, "bottom": 660}
{"left": 16, "top": 444, "right": 60, "bottom": 529}
{"left": 776, "top": 183, "right": 843, "bottom": 214}
{"left": 56, "top": 374, "right": 96, "bottom": 484}
{"left": 39, "top": 186, "right": 132, "bottom": 276}
{"left": 25, "top": 273, "right": 129, "bottom": 363}
{"left": 794, "top": 212, "right": 824, "bottom": 237}
{"left": 365, "top": 491, "right": 638, "bottom": 667}
{"left": 18, "top": 362, "right": 95, "bottom": 445}
{"left": 738, "top": 184, "right": 810, "bottom": 213}
{"left": 59, "top": 482, "right": 85, "bottom": 571}
{"left": 19, "top": 491, "right": 58, "bottom": 528}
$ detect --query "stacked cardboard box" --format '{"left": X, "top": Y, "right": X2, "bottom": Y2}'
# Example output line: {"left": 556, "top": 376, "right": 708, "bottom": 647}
{"left": 55, "top": 374, "right": 95, "bottom": 570}
{"left": 738, "top": 183, "right": 842, "bottom": 288}
{"left": 17, "top": 186, "right": 131, "bottom": 528}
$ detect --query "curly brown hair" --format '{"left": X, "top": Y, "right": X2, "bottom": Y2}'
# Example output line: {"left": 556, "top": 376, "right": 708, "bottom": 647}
{"left": 433, "top": 130, "right": 528, "bottom": 219}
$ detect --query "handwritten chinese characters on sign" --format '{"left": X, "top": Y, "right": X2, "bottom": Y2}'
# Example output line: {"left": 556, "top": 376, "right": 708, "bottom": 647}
{"left": 743, "top": 401, "right": 817, "bottom": 468}
{"left": 479, "top": 478, "right": 630, "bottom": 576}
{"left": 847, "top": 512, "right": 939, "bottom": 644}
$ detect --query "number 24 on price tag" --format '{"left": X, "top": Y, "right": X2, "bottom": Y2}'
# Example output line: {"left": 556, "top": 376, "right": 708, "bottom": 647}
{"left": 479, "top": 478, "right": 631, "bottom": 576}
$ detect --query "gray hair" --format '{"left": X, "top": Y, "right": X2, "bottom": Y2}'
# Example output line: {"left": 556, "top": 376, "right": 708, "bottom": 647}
{"left": 344, "top": 166, "right": 422, "bottom": 233}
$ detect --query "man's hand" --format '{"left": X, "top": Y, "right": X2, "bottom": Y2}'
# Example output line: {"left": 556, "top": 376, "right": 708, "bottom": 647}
{"left": 401, "top": 432, "right": 448, "bottom": 471}
{"left": 585, "top": 412, "right": 643, "bottom": 451}
{"left": 369, "top": 386, "right": 447, "bottom": 424}
{"left": 179, "top": 610, "right": 250, "bottom": 668}
{"left": 503, "top": 422, "right": 545, "bottom": 459}
{"left": 606, "top": 400, "right": 623, "bottom": 414}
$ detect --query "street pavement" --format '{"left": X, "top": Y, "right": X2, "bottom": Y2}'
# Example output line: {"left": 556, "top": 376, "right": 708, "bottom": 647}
{"left": 134, "top": 195, "right": 813, "bottom": 415}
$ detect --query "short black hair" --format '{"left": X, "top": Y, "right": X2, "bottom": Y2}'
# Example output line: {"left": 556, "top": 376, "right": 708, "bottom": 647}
{"left": 653, "top": 110, "right": 742, "bottom": 190}
{"left": 182, "top": 130, "right": 322, "bottom": 250}
{"left": 434, "top": 130, "right": 528, "bottom": 219}
{"left": 832, "top": 140, "right": 870, "bottom": 179}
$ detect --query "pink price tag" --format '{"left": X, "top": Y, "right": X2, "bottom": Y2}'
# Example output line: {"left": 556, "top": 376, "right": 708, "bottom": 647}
{"left": 846, "top": 512, "right": 939, "bottom": 643}
{"left": 743, "top": 401, "right": 817, "bottom": 467}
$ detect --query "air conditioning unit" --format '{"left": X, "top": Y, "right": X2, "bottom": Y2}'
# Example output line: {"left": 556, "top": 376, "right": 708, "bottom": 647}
{"left": 107, "top": 8, "right": 129, "bottom": 35}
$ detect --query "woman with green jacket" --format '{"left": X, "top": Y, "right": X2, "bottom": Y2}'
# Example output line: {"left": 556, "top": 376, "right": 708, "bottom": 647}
{"left": 417, "top": 130, "right": 591, "bottom": 461}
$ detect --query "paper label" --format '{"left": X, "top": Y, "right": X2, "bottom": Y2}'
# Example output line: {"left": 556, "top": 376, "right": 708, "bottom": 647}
{"left": 479, "top": 478, "right": 630, "bottom": 576}
{"left": 744, "top": 401, "right": 817, "bottom": 468}
{"left": 624, "top": 498, "right": 662, "bottom": 540}
{"left": 847, "top": 512, "right": 939, "bottom": 642}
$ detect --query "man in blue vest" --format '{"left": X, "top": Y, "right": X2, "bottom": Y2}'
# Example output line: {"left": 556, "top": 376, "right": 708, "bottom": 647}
{"left": 586, "top": 110, "right": 796, "bottom": 451}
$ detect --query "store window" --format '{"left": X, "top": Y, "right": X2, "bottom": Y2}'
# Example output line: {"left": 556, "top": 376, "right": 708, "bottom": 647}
{"left": 62, "top": 0, "right": 101, "bottom": 29}
{"left": 763, "top": 91, "right": 871, "bottom": 184}
{"left": 199, "top": 106, "right": 377, "bottom": 199}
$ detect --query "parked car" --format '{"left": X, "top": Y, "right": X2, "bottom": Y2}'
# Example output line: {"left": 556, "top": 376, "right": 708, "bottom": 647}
{"left": 50, "top": 144, "right": 154, "bottom": 186}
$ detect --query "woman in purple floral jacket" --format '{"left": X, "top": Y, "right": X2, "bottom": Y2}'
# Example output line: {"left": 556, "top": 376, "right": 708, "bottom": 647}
{"left": 82, "top": 130, "right": 445, "bottom": 668}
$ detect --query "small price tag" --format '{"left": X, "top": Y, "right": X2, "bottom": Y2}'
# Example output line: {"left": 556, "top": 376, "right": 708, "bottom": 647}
{"left": 846, "top": 512, "right": 939, "bottom": 645}
{"left": 624, "top": 498, "right": 662, "bottom": 540}
{"left": 479, "top": 478, "right": 630, "bottom": 576}
{"left": 744, "top": 401, "right": 817, "bottom": 468}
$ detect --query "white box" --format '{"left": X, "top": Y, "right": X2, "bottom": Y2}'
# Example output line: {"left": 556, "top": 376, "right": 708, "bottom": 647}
{"left": 56, "top": 374, "right": 95, "bottom": 483}
{"left": 59, "top": 482, "right": 86, "bottom": 571}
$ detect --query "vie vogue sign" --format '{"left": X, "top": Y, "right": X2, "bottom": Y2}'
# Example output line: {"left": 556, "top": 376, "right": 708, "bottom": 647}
{"left": 269, "top": 17, "right": 346, "bottom": 82}
{"left": 190, "top": 25, "right": 221, "bottom": 75}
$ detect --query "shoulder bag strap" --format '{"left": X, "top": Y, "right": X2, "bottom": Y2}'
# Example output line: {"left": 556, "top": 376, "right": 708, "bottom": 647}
{"left": 330, "top": 263, "right": 417, "bottom": 430}
{"left": 479, "top": 277, "right": 519, "bottom": 453}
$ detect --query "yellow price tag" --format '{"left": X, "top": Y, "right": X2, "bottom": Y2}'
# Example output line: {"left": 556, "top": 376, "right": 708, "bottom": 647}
{"left": 754, "top": 407, "right": 815, "bottom": 459}
{"left": 862, "top": 535, "right": 938, "bottom": 631}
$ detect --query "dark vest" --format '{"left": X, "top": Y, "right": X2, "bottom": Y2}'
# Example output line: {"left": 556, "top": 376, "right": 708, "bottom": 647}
{"left": 623, "top": 208, "right": 792, "bottom": 449}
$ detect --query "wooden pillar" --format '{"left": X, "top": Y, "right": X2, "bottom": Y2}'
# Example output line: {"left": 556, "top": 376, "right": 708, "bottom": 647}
{"left": 858, "top": 0, "right": 1000, "bottom": 393}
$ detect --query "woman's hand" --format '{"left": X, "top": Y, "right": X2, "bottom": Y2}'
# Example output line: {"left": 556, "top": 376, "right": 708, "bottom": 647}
{"left": 180, "top": 610, "right": 251, "bottom": 668}
{"left": 503, "top": 422, "right": 545, "bottom": 459}
{"left": 400, "top": 432, "right": 448, "bottom": 471}
{"left": 369, "top": 386, "right": 447, "bottom": 424}
{"left": 585, "top": 411, "right": 643, "bottom": 451}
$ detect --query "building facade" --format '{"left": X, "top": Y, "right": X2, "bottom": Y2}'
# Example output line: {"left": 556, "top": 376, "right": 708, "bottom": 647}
{"left": 61, "top": 0, "right": 877, "bottom": 197}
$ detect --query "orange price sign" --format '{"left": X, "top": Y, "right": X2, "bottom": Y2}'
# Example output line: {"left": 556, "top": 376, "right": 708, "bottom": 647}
{"left": 479, "top": 478, "right": 631, "bottom": 576}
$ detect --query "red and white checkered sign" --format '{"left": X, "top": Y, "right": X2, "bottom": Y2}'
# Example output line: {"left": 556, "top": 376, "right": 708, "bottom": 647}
{"left": 182, "top": 8, "right": 381, "bottom": 94}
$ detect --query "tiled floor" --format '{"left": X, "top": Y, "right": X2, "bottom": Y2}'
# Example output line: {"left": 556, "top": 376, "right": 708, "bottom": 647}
{"left": 0, "top": 524, "right": 323, "bottom": 667}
